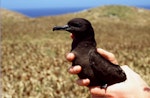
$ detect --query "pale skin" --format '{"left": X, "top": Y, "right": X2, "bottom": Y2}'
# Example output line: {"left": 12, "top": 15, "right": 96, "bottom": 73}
{"left": 66, "top": 48, "right": 150, "bottom": 98}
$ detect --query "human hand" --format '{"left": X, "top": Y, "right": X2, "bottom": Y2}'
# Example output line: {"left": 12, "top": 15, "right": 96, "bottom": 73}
{"left": 66, "top": 48, "right": 150, "bottom": 98}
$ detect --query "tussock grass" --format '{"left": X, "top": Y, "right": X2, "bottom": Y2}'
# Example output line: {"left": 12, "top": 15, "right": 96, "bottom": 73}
{"left": 1, "top": 5, "right": 150, "bottom": 98}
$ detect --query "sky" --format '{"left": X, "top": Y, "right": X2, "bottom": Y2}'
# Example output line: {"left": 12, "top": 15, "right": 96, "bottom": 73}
{"left": 1, "top": 0, "right": 150, "bottom": 10}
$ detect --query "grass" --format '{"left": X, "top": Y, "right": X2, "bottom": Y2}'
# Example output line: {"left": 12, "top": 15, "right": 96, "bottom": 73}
{"left": 1, "top": 5, "right": 150, "bottom": 98}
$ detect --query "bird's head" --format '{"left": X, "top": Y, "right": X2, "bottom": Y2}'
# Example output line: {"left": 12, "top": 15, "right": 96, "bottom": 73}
{"left": 53, "top": 18, "right": 95, "bottom": 39}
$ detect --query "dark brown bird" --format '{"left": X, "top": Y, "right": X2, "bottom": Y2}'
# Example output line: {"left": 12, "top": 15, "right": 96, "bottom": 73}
{"left": 53, "top": 18, "right": 126, "bottom": 88}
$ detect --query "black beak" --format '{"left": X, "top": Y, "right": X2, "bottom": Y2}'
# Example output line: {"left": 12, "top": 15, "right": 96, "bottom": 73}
{"left": 53, "top": 25, "right": 70, "bottom": 31}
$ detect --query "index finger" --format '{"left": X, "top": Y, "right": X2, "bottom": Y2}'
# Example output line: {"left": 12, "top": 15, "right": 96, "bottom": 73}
{"left": 97, "top": 48, "right": 118, "bottom": 64}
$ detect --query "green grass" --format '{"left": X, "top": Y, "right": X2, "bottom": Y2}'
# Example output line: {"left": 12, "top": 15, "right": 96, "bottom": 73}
{"left": 1, "top": 5, "right": 150, "bottom": 98}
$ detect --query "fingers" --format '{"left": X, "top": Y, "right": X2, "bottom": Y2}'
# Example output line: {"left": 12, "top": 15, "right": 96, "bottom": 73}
{"left": 66, "top": 52, "right": 82, "bottom": 74}
{"left": 66, "top": 48, "right": 119, "bottom": 89}
{"left": 97, "top": 48, "right": 118, "bottom": 64}
{"left": 68, "top": 65, "right": 82, "bottom": 74}
{"left": 68, "top": 66, "right": 90, "bottom": 86}
{"left": 66, "top": 48, "right": 118, "bottom": 64}
{"left": 76, "top": 78, "right": 90, "bottom": 86}
{"left": 89, "top": 87, "right": 106, "bottom": 97}
{"left": 66, "top": 53, "right": 75, "bottom": 62}
{"left": 89, "top": 87, "right": 116, "bottom": 98}
{"left": 66, "top": 52, "right": 90, "bottom": 86}
{"left": 68, "top": 65, "right": 89, "bottom": 86}
{"left": 70, "top": 33, "right": 74, "bottom": 39}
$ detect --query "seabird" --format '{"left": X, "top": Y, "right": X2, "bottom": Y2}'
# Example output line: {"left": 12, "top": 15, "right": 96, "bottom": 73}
{"left": 53, "top": 18, "right": 126, "bottom": 89}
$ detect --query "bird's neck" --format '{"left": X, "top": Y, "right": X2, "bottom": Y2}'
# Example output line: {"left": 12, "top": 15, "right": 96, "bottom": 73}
{"left": 71, "top": 36, "right": 96, "bottom": 50}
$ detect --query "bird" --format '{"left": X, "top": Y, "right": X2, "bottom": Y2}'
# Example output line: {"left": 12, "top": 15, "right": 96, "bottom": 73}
{"left": 53, "top": 18, "right": 126, "bottom": 89}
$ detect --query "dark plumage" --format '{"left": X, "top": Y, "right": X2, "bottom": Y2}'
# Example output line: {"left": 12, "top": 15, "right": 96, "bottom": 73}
{"left": 53, "top": 18, "right": 126, "bottom": 88}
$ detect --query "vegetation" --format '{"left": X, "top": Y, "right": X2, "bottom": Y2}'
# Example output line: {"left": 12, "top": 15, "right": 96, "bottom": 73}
{"left": 1, "top": 5, "right": 150, "bottom": 98}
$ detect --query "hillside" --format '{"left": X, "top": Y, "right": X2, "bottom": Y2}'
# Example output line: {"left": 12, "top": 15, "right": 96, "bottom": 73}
{"left": 2, "top": 5, "right": 150, "bottom": 98}
{"left": 1, "top": 8, "right": 28, "bottom": 21}
{"left": 2, "top": 5, "right": 150, "bottom": 41}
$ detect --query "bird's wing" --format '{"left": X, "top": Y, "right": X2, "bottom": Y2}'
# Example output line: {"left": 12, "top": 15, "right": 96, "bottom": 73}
{"left": 89, "top": 49, "right": 112, "bottom": 69}
{"left": 88, "top": 49, "right": 126, "bottom": 86}
{"left": 88, "top": 49, "right": 108, "bottom": 80}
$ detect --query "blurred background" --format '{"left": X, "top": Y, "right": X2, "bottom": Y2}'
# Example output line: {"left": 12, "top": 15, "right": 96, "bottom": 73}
{"left": 1, "top": 0, "right": 150, "bottom": 98}
{"left": 1, "top": 0, "right": 150, "bottom": 17}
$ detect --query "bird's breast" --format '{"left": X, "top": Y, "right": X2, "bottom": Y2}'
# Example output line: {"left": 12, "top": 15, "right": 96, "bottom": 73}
{"left": 71, "top": 41, "right": 95, "bottom": 66}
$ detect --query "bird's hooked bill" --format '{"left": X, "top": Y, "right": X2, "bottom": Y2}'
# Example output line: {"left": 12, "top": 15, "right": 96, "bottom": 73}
{"left": 53, "top": 25, "right": 70, "bottom": 31}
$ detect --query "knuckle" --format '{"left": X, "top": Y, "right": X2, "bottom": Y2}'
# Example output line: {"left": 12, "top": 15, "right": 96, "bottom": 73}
{"left": 109, "top": 53, "right": 115, "bottom": 59}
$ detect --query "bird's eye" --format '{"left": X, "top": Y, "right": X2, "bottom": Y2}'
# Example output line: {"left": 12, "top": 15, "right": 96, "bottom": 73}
{"left": 72, "top": 23, "right": 81, "bottom": 27}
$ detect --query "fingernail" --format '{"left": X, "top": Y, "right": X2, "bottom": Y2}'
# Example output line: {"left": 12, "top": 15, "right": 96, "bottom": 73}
{"left": 66, "top": 53, "right": 75, "bottom": 62}
{"left": 70, "top": 34, "right": 74, "bottom": 39}
{"left": 74, "top": 66, "right": 81, "bottom": 73}
{"left": 77, "top": 78, "right": 90, "bottom": 86}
